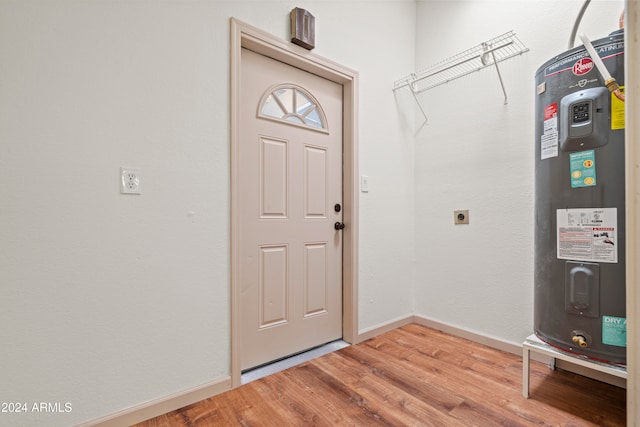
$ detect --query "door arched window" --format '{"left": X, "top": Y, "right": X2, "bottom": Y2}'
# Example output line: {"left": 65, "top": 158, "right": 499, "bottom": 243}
{"left": 258, "top": 84, "right": 328, "bottom": 132}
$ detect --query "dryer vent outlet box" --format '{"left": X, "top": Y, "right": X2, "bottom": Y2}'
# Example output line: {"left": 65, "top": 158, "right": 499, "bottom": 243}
{"left": 454, "top": 210, "right": 469, "bottom": 224}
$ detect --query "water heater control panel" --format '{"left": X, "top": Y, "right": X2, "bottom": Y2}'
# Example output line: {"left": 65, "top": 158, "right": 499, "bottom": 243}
{"left": 559, "top": 86, "right": 609, "bottom": 152}
{"left": 572, "top": 102, "right": 590, "bottom": 123}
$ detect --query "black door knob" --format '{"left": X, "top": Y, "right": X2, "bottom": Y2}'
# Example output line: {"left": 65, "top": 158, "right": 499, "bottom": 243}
{"left": 334, "top": 222, "right": 345, "bottom": 230}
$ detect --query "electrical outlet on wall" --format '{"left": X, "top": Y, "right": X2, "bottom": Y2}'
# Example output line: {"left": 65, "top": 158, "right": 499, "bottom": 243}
{"left": 120, "top": 168, "right": 141, "bottom": 194}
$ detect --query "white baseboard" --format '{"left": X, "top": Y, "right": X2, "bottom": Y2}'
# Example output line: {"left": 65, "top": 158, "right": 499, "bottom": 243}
{"left": 354, "top": 314, "right": 522, "bottom": 355}
{"left": 355, "top": 314, "right": 415, "bottom": 343}
{"left": 78, "top": 377, "right": 231, "bottom": 427}
{"left": 411, "top": 315, "right": 523, "bottom": 355}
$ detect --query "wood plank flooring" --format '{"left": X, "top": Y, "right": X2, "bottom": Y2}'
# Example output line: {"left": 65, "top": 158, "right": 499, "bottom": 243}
{"left": 134, "top": 324, "right": 626, "bottom": 426}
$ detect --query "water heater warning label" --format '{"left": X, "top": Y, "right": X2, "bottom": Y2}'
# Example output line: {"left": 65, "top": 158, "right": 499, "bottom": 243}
{"left": 602, "top": 316, "right": 626, "bottom": 347}
{"left": 570, "top": 150, "right": 596, "bottom": 188}
{"left": 556, "top": 208, "right": 617, "bottom": 263}
{"left": 541, "top": 103, "right": 558, "bottom": 160}
{"left": 611, "top": 86, "right": 625, "bottom": 130}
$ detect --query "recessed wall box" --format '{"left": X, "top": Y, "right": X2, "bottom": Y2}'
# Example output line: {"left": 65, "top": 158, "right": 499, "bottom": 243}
{"left": 290, "top": 7, "right": 315, "bottom": 50}
{"left": 454, "top": 210, "right": 469, "bottom": 224}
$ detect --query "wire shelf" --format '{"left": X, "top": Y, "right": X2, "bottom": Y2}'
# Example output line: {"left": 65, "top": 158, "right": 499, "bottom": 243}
{"left": 394, "top": 31, "right": 529, "bottom": 94}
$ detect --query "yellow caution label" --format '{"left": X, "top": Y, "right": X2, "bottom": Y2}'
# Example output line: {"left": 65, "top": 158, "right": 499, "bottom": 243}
{"left": 611, "top": 86, "right": 625, "bottom": 130}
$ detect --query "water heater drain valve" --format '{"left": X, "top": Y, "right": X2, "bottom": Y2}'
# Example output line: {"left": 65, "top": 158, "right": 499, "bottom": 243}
{"left": 571, "top": 331, "right": 591, "bottom": 348}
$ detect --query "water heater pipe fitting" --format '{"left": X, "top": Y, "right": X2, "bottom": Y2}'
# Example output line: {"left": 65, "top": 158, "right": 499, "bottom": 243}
{"left": 579, "top": 33, "right": 625, "bottom": 102}
{"left": 572, "top": 335, "right": 589, "bottom": 348}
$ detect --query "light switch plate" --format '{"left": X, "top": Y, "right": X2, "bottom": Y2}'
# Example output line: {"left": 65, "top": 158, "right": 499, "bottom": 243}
{"left": 361, "top": 175, "right": 369, "bottom": 193}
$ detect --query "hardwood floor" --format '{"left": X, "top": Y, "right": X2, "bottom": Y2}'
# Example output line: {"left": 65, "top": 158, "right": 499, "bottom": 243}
{"left": 134, "top": 324, "right": 626, "bottom": 426}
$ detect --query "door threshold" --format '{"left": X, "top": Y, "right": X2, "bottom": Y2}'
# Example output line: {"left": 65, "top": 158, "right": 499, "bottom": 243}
{"left": 241, "top": 340, "right": 350, "bottom": 385}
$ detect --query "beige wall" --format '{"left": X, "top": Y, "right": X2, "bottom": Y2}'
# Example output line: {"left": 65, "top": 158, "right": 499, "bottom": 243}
{"left": 1, "top": 1, "right": 636, "bottom": 425}
{"left": 0, "top": 1, "right": 416, "bottom": 425}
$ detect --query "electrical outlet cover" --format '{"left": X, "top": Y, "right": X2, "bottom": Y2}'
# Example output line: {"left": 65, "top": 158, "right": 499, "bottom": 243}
{"left": 120, "top": 168, "right": 141, "bottom": 194}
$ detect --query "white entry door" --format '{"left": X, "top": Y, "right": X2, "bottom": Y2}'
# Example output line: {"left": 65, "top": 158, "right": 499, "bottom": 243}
{"left": 238, "top": 48, "right": 344, "bottom": 371}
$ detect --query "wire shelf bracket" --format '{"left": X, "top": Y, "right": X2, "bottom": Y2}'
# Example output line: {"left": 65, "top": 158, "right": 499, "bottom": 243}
{"left": 393, "top": 31, "right": 529, "bottom": 123}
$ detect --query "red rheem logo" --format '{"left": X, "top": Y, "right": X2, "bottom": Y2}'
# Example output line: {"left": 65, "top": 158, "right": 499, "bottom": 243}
{"left": 573, "top": 58, "right": 594, "bottom": 75}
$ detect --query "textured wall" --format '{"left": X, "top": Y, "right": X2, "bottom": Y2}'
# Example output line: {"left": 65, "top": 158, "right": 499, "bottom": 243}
{"left": 413, "top": 0, "right": 625, "bottom": 344}
{"left": 0, "top": 1, "right": 416, "bottom": 425}
{"left": 3, "top": 1, "right": 630, "bottom": 425}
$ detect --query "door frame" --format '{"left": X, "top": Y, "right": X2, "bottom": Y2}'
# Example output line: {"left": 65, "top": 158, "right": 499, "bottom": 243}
{"left": 229, "top": 18, "right": 359, "bottom": 388}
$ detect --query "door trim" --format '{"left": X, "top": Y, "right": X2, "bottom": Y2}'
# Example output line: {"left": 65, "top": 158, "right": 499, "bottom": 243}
{"left": 230, "top": 18, "right": 360, "bottom": 388}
